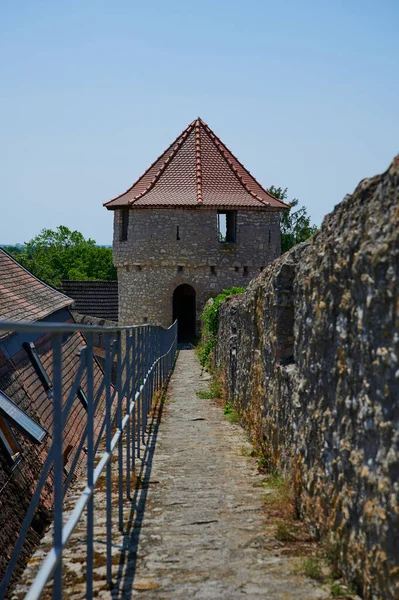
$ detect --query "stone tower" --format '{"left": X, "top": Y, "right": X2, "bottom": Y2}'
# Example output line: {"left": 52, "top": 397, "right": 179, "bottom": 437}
{"left": 105, "top": 118, "right": 288, "bottom": 340}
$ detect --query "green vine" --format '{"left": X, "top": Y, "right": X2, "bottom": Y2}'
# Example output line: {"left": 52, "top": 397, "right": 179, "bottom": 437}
{"left": 198, "top": 286, "right": 245, "bottom": 368}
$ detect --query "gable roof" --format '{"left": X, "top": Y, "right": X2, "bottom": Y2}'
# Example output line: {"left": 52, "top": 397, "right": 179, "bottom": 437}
{"left": 0, "top": 249, "right": 73, "bottom": 337}
{"left": 60, "top": 280, "right": 118, "bottom": 322}
{"left": 104, "top": 118, "right": 289, "bottom": 211}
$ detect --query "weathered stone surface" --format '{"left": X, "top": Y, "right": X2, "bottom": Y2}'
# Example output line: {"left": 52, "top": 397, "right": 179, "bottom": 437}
{"left": 215, "top": 157, "right": 399, "bottom": 600}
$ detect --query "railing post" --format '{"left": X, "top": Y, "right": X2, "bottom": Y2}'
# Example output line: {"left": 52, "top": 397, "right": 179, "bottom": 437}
{"left": 105, "top": 335, "right": 113, "bottom": 587}
{"left": 148, "top": 328, "right": 152, "bottom": 424}
{"left": 137, "top": 326, "right": 141, "bottom": 459}
{"left": 158, "top": 328, "right": 161, "bottom": 391}
{"left": 126, "top": 331, "right": 131, "bottom": 500}
{"left": 132, "top": 329, "right": 136, "bottom": 471}
{"left": 149, "top": 328, "right": 153, "bottom": 425}
{"left": 116, "top": 331, "right": 124, "bottom": 532}
{"left": 52, "top": 333, "right": 63, "bottom": 600}
{"left": 142, "top": 326, "right": 147, "bottom": 445}
{"left": 86, "top": 333, "right": 94, "bottom": 600}
{"left": 163, "top": 333, "right": 166, "bottom": 384}
{"left": 147, "top": 327, "right": 151, "bottom": 426}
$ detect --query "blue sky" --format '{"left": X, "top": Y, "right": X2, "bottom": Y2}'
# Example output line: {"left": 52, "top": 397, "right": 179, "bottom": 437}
{"left": 1, "top": 0, "right": 398, "bottom": 244}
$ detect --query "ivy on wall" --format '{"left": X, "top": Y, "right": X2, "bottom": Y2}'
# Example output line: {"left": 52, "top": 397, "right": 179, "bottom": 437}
{"left": 198, "top": 287, "right": 245, "bottom": 369}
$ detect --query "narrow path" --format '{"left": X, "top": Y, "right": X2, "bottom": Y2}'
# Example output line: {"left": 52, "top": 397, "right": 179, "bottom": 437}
{"left": 13, "top": 349, "right": 331, "bottom": 599}
{"left": 116, "top": 349, "right": 327, "bottom": 599}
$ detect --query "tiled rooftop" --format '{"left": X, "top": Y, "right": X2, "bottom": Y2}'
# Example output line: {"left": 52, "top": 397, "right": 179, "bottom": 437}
{"left": 60, "top": 280, "right": 118, "bottom": 322}
{"left": 104, "top": 118, "right": 290, "bottom": 211}
{"left": 0, "top": 249, "right": 73, "bottom": 337}
{"left": 0, "top": 318, "right": 109, "bottom": 584}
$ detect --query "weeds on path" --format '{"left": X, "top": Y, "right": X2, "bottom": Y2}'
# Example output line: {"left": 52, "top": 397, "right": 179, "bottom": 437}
{"left": 223, "top": 402, "right": 239, "bottom": 424}
{"left": 196, "top": 375, "right": 240, "bottom": 425}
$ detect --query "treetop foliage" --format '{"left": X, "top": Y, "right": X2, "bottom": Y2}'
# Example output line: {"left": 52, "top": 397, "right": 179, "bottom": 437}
{"left": 1, "top": 244, "right": 25, "bottom": 255}
{"left": 10, "top": 225, "right": 116, "bottom": 287}
{"left": 268, "top": 186, "right": 318, "bottom": 254}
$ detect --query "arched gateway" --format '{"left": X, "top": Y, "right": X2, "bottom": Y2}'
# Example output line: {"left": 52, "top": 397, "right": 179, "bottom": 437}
{"left": 173, "top": 284, "right": 196, "bottom": 342}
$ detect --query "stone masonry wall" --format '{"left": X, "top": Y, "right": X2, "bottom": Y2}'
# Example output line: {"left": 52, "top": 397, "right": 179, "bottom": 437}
{"left": 215, "top": 157, "right": 399, "bottom": 600}
{"left": 113, "top": 208, "right": 280, "bottom": 327}
{"left": 118, "top": 265, "right": 257, "bottom": 328}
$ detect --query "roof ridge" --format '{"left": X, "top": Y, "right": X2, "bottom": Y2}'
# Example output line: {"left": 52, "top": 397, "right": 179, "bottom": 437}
{"left": 103, "top": 120, "right": 197, "bottom": 207}
{"left": 195, "top": 119, "right": 203, "bottom": 204}
{"left": 61, "top": 279, "right": 118, "bottom": 285}
{"left": 129, "top": 121, "right": 195, "bottom": 205}
{"left": 200, "top": 120, "right": 290, "bottom": 209}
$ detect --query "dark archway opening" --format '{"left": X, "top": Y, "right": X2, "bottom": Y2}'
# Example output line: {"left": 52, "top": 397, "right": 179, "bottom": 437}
{"left": 173, "top": 284, "right": 196, "bottom": 342}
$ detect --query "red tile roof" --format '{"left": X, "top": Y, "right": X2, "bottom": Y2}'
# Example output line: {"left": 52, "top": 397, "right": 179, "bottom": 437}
{"left": 0, "top": 318, "right": 109, "bottom": 585}
{"left": 0, "top": 249, "right": 73, "bottom": 337}
{"left": 104, "top": 118, "right": 289, "bottom": 210}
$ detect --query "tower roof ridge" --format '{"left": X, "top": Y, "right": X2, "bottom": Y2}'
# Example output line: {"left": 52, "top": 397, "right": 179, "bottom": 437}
{"left": 195, "top": 119, "right": 203, "bottom": 205}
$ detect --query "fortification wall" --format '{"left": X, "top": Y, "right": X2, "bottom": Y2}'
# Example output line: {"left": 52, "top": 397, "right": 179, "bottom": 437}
{"left": 215, "top": 157, "right": 399, "bottom": 600}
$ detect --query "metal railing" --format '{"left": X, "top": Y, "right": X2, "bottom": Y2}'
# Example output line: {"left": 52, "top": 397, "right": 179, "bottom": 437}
{"left": 0, "top": 319, "right": 178, "bottom": 599}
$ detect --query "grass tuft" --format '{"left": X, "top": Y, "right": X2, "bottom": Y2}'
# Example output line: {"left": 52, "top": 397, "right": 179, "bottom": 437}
{"left": 323, "top": 539, "right": 342, "bottom": 580}
{"left": 275, "top": 520, "right": 298, "bottom": 542}
{"left": 196, "top": 377, "right": 222, "bottom": 400}
{"left": 223, "top": 402, "right": 239, "bottom": 424}
{"left": 196, "top": 390, "right": 215, "bottom": 399}
{"left": 262, "top": 472, "right": 293, "bottom": 518}
{"left": 330, "top": 582, "right": 347, "bottom": 597}
{"left": 262, "top": 471, "right": 284, "bottom": 489}
{"left": 302, "top": 557, "right": 325, "bottom": 582}
{"left": 240, "top": 445, "right": 252, "bottom": 457}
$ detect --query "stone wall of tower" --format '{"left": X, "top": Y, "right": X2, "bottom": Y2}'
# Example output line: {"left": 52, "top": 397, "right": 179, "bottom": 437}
{"left": 113, "top": 208, "right": 281, "bottom": 327}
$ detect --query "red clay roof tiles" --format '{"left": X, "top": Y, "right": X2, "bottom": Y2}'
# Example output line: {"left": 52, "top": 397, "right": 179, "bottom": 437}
{"left": 104, "top": 118, "right": 289, "bottom": 211}
{"left": 0, "top": 319, "right": 109, "bottom": 582}
{"left": 0, "top": 249, "right": 73, "bottom": 337}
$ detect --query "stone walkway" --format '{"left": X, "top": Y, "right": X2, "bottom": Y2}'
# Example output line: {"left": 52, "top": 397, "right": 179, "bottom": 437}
{"left": 14, "top": 349, "right": 332, "bottom": 599}
{"left": 111, "top": 349, "right": 328, "bottom": 599}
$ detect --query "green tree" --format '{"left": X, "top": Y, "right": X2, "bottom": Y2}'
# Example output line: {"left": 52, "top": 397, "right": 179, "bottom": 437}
{"left": 268, "top": 186, "right": 318, "bottom": 254}
{"left": 2, "top": 244, "right": 25, "bottom": 255}
{"left": 17, "top": 226, "right": 116, "bottom": 287}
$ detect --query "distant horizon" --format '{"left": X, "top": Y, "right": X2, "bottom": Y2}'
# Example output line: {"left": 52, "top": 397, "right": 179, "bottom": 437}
{"left": 1, "top": 1, "right": 398, "bottom": 244}
{"left": 1, "top": 241, "right": 113, "bottom": 247}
